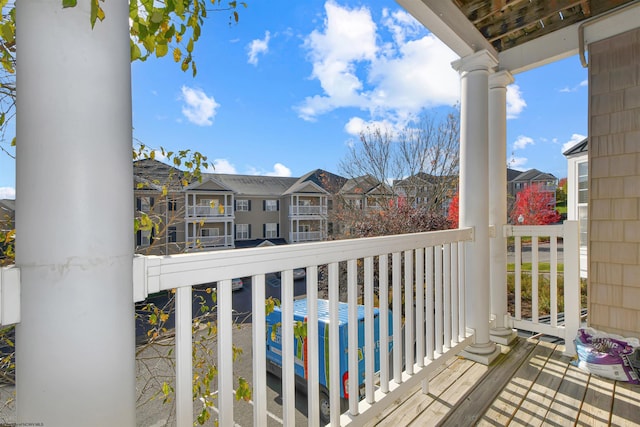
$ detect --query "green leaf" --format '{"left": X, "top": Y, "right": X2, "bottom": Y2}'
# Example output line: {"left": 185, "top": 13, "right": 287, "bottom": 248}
{"left": 131, "top": 41, "right": 142, "bottom": 62}
{"left": 90, "top": 0, "right": 105, "bottom": 29}
{"left": 156, "top": 41, "right": 168, "bottom": 58}
{"left": 150, "top": 10, "right": 163, "bottom": 24}
{"left": 62, "top": 0, "right": 77, "bottom": 8}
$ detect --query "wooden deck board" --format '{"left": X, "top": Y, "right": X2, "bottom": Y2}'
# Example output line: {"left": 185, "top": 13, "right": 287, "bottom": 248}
{"left": 477, "top": 340, "right": 555, "bottom": 426}
{"left": 576, "top": 373, "right": 614, "bottom": 425}
{"left": 438, "top": 338, "right": 536, "bottom": 426}
{"left": 369, "top": 338, "right": 640, "bottom": 427}
{"left": 373, "top": 357, "right": 475, "bottom": 427}
{"left": 610, "top": 381, "right": 640, "bottom": 426}
{"left": 408, "top": 361, "right": 488, "bottom": 426}
{"left": 543, "top": 362, "right": 589, "bottom": 426}
{"left": 509, "top": 343, "right": 566, "bottom": 427}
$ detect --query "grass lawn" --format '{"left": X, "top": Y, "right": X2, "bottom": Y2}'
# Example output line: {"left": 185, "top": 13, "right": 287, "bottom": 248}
{"left": 507, "top": 262, "right": 564, "bottom": 272}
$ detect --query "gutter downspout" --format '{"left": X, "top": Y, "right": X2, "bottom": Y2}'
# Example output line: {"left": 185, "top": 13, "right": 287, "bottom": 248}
{"left": 579, "top": 1, "right": 639, "bottom": 67}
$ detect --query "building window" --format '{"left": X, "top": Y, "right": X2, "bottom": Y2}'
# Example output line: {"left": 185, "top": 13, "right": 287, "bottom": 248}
{"left": 168, "top": 226, "right": 177, "bottom": 243}
{"left": 578, "top": 162, "right": 588, "bottom": 204}
{"left": 264, "top": 200, "right": 278, "bottom": 211}
{"left": 200, "top": 228, "right": 219, "bottom": 237}
{"left": 577, "top": 161, "right": 588, "bottom": 248}
{"left": 136, "top": 229, "right": 151, "bottom": 247}
{"left": 236, "top": 224, "right": 250, "bottom": 240}
{"left": 136, "top": 196, "right": 154, "bottom": 212}
{"left": 236, "top": 199, "right": 250, "bottom": 212}
{"left": 168, "top": 199, "right": 177, "bottom": 211}
{"left": 578, "top": 205, "right": 588, "bottom": 247}
{"left": 265, "top": 223, "right": 278, "bottom": 238}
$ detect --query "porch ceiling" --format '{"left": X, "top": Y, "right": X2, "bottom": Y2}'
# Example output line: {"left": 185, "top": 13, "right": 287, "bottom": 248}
{"left": 397, "top": 0, "right": 640, "bottom": 73}
{"left": 454, "top": 0, "right": 634, "bottom": 53}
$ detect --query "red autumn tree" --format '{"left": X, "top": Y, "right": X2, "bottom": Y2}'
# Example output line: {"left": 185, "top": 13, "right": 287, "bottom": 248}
{"left": 510, "top": 184, "right": 562, "bottom": 225}
{"left": 447, "top": 192, "right": 459, "bottom": 229}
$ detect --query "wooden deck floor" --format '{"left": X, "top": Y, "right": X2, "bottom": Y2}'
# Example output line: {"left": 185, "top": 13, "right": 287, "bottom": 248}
{"left": 366, "top": 337, "right": 640, "bottom": 426}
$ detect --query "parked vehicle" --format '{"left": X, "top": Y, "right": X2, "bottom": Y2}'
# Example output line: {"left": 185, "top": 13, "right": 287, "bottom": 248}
{"left": 265, "top": 298, "right": 392, "bottom": 423}
{"left": 273, "top": 268, "right": 307, "bottom": 280}
{"left": 231, "top": 277, "right": 243, "bottom": 291}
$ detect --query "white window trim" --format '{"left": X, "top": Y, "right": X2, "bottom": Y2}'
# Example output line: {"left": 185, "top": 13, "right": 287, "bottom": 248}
{"left": 236, "top": 223, "right": 249, "bottom": 240}
{"left": 265, "top": 223, "right": 277, "bottom": 238}
{"left": 237, "top": 200, "right": 249, "bottom": 212}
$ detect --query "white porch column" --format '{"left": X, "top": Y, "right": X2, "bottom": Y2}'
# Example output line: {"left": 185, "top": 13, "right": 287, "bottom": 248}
{"left": 488, "top": 71, "right": 518, "bottom": 345}
{"left": 16, "top": 1, "right": 135, "bottom": 425}
{"left": 452, "top": 50, "right": 501, "bottom": 364}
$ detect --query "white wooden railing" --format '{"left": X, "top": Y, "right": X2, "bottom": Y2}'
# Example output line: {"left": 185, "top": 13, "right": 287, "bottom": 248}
{"left": 289, "top": 205, "right": 327, "bottom": 216}
{"left": 186, "top": 235, "right": 234, "bottom": 249}
{"left": 186, "top": 205, "right": 233, "bottom": 217}
{"left": 133, "top": 227, "right": 474, "bottom": 426}
{"left": 290, "top": 231, "right": 324, "bottom": 242}
{"left": 504, "top": 220, "right": 581, "bottom": 356}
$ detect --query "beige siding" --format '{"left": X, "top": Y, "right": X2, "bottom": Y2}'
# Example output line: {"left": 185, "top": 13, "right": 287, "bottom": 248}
{"left": 588, "top": 28, "right": 640, "bottom": 337}
{"left": 234, "top": 197, "right": 282, "bottom": 240}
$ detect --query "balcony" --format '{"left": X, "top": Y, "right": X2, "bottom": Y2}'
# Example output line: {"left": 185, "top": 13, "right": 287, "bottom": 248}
{"left": 3, "top": 221, "right": 634, "bottom": 426}
{"left": 186, "top": 205, "right": 233, "bottom": 218}
{"left": 290, "top": 205, "right": 327, "bottom": 216}
{"left": 186, "top": 234, "right": 234, "bottom": 249}
{"left": 104, "top": 222, "right": 589, "bottom": 426}
{"left": 290, "top": 231, "right": 324, "bottom": 242}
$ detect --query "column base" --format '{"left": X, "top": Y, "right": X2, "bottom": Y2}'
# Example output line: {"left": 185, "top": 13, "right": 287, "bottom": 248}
{"left": 459, "top": 342, "right": 501, "bottom": 365}
{"left": 490, "top": 327, "right": 518, "bottom": 346}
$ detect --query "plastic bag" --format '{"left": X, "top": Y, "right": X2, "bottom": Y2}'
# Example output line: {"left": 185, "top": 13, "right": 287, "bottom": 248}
{"left": 572, "top": 327, "right": 640, "bottom": 384}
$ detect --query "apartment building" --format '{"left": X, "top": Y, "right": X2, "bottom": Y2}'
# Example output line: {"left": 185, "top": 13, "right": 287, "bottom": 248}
{"left": 133, "top": 159, "right": 340, "bottom": 253}
{"left": 507, "top": 168, "right": 558, "bottom": 199}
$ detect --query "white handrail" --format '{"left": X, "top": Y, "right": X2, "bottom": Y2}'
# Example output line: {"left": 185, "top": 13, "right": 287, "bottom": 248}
{"left": 504, "top": 220, "right": 581, "bottom": 356}
{"left": 132, "top": 227, "right": 474, "bottom": 426}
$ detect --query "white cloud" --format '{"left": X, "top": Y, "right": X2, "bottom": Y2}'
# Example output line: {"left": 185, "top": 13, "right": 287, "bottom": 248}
{"left": 0, "top": 187, "right": 15, "bottom": 199}
{"left": 246, "top": 163, "right": 292, "bottom": 177}
{"left": 509, "top": 156, "right": 528, "bottom": 170}
{"left": 561, "top": 133, "right": 587, "bottom": 153}
{"left": 368, "top": 34, "right": 459, "bottom": 113}
{"left": 560, "top": 79, "right": 589, "bottom": 93}
{"left": 247, "top": 31, "right": 271, "bottom": 66}
{"left": 513, "top": 135, "right": 534, "bottom": 150}
{"left": 266, "top": 163, "right": 292, "bottom": 177}
{"left": 506, "top": 84, "right": 526, "bottom": 119}
{"left": 180, "top": 86, "right": 219, "bottom": 126}
{"left": 211, "top": 159, "right": 237, "bottom": 174}
{"left": 381, "top": 8, "right": 422, "bottom": 46}
{"left": 297, "top": 1, "right": 458, "bottom": 124}
{"left": 344, "top": 116, "right": 398, "bottom": 136}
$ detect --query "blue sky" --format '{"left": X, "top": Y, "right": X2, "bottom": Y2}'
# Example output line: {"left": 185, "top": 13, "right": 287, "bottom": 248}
{"left": 0, "top": 0, "right": 588, "bottom": 199}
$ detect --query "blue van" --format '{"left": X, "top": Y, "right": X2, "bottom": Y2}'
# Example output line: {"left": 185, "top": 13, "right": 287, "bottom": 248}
{"left": 265, "top": 298, "right": 390, "bottom": 423}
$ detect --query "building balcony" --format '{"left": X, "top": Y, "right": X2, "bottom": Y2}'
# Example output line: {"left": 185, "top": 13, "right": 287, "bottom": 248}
{"left": 289, "top": 231, "right": 324, "bottom": 242}
{"left": 2, "top": 222, "right": 608, "bottom": 426}
{"left": 289, "top": 205, "right": 327, "bottom": 216}
{"left": 186, "top": 205, "right": 234, "bottom": 218}
{"left": 124, "top": 222, "right": 590, "bottom": 425}
{"left": 186, "top": 235, "right": 234, "bottom": 249}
